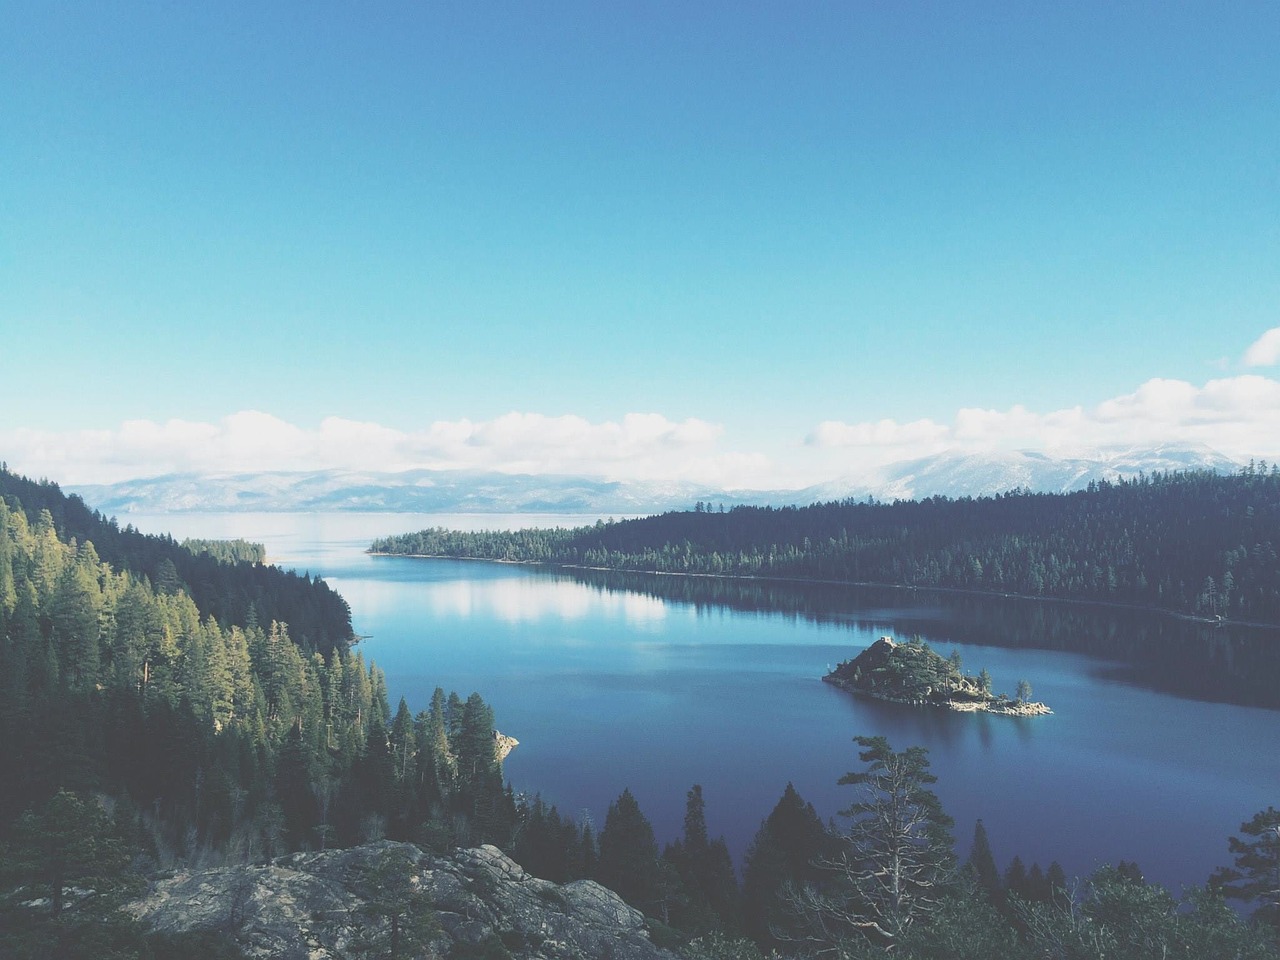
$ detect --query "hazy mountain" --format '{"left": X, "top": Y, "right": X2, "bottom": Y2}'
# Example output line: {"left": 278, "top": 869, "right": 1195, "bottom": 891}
{"left": 68, "top": 445, "right": 1243, "bottom": 516}
{"left": 796, "top": 444, "right": 1243, "bottom": 504}
{"left": 69, "top": 469, "right": 752, "bottom": 516}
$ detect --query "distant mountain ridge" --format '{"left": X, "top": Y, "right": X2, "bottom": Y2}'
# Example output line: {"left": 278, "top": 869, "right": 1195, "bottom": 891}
{"left": 798, "top": 443, "right": 1243, "bottom": 504}
{"left": 68, "top": 444, "right": 1243, "bottom": 515}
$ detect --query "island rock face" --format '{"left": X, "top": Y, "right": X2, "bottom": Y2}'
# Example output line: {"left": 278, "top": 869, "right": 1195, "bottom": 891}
{"left": 128, "top": 840, "right": 673, "bottom": 960}
{"left": 824, "top": 636, "right": 1051, "bottom": 716}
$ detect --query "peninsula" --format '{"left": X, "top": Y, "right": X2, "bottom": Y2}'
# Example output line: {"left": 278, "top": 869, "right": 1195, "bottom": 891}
{"left": 824, "top": 636, "right": 1052, "bottom": 716}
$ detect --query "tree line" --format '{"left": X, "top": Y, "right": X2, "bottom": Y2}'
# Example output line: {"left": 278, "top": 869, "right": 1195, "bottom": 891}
{"left": 0, "top": 467, "right": 353, "bottom": 656}
{"left": 0, "top": 477, "right": 516, "bottom": 957}
{"left": 3, "top": 465, "right": 1276, "bottom": 959}
{"left": 372, "top": 467, "right": 1280, "bottom": 626}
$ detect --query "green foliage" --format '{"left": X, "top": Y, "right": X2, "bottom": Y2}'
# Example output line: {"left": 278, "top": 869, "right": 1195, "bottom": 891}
{"left": 1212, "top": 806, "right": 1280, "bottom": 932}
{"left": 0, "top": 483, "right": 512, "bottom": 871}
{"left": 663, "top": 785, "right": 742, "bottom": 936}
{"left": 0, "top": 467, "right": 352, "bottom": 656}
{"left": 347, "top": 846, "right": 440, "bottom": 960}
{"left": 448, "top": 932, "right": 513, "bottom": 960}
{"left": 789, "top": 737, "right": 955, "bottom": 951}
{"left": 597, "top": 788, "right": 663, "bottom": 915}
{"left": 374, "top": 470, "right": 1280, "bottom": 626}
{"left": 828, "top": 637, "right": 1002, "bottom": 706}
{"left": 181, "top": 539, "right": 267, "bottom": 565}
{"left": 0, "top": 791, "right": 150, "bottom": 960}
{"left": 894, "top": 883, "right": 1030, "bottom": 960}
{"left": 148, "top": 929, "right": 249, "bottom": 960}
{"left": 741, "top": 783, "right": 832, "bottom": 947}
{"left": 1017, "top": 865, "right": 1280, "bottom": 960}
{"left": 680, "top": 932, "right": 772, "bottom": 960}
{"left": 967, "top": 820, "right": 1001, "bottom": 906}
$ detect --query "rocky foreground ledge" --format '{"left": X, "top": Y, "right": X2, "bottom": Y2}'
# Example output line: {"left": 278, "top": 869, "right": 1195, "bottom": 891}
{"left": 129, "top": 841, "right": 673, "bottom": 960}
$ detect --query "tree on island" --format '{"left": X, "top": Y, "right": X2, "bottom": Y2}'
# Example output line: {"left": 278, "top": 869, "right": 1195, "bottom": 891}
{"left": 1015, "top": 679, "right": 1033, "bottom": 703}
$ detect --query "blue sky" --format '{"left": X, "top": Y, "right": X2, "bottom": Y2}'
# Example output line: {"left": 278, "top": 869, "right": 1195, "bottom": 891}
{"left": 3, "top": 2, "right": 1279, "bottom": 487}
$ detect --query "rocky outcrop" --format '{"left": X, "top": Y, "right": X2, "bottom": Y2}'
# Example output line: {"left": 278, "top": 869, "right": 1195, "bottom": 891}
{"left": 824, "top": 636, "right": 1052, "bottom": 716}
{"left": 495, "top": 730, "right": 520, "bottom": 762}
{"left": 128, "top": 841, "right": 673, "bottom": 960}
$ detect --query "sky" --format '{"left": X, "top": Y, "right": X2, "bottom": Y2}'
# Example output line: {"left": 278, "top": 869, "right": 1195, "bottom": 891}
{"left": 2, "top": 2, "right": 1278, "bottom": 489}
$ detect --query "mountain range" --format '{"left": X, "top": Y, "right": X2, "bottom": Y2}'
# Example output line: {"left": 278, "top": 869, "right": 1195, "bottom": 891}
{"left": 68, "top": 444, "right": 1243, "bottom": 516}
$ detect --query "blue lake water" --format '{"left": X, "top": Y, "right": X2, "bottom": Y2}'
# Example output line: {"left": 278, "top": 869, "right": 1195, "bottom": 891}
{"left": 129, "top": 511, "right": 1280, "bottom": 895}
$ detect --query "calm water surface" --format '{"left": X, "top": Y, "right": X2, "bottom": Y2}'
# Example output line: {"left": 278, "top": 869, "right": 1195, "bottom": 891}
{"left": 129, "top": 512, "right": 1280, "bottom": 894}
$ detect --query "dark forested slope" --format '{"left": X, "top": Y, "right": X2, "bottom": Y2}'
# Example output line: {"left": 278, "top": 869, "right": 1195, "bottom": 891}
{"left": 0, "top": 467, "right": 352, "bottom": 655}
{"left": 0, "top": 468, "right": 516, "bottom": 862}
{"left": 372, "top": 468, "right": 1280, "bottom": 624}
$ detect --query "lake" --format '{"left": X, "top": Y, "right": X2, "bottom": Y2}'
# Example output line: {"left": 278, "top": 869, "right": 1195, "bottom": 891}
{"left": 128, "top": 511, "right": 1280, "bottom": 895}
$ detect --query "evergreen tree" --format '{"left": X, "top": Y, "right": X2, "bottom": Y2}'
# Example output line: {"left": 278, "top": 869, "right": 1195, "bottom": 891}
{"left": 275, "top": 723, "right": 317, "bottom": 851}
{"left": 597, "top": 788, "right": 662, "bottom": 915}
{"left": 790, "top": 738, "right": 955, "bottom": 950}
{"left": 967, "top": 819, "right": 1001, "bottom": 905}
{"left": 663, "top": 784, "right": 741, "bottom": 935}
{"left": 0, "top": 790, "right": 148, "bottom": 959}
{"left": 741, "top": 782, "right": 831, "bottom": 946}
{"left": 1212, "top": 806, "right": 1280, "bottom": 932}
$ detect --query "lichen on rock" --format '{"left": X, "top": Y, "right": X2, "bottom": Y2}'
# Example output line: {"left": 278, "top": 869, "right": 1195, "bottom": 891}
{"left": 128, "top": 840, "right": 673, "bottom": 960}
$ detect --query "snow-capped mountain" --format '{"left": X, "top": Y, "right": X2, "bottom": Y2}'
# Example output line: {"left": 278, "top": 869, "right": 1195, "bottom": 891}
{"left": 68, "top": 469, "right": 749, "bottom": 516}
{"left": 796, "top": 444, "right": 1243, "bottom": 504}
{"left": 67, "top": 445, "right": 1243, "bottom": 516}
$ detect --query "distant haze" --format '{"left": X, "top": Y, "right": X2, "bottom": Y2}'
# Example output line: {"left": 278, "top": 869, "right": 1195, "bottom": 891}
{"left": 69, "top": 444, "right": 1243, "bottom": 516}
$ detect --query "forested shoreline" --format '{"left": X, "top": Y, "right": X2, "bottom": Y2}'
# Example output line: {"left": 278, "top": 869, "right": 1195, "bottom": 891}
{"left": 2, "top": 465, "right": 1278, "bottom": 959}
{"left": 0, "top": 469, "right": 518, "bottom": 957}
{"left": 372, "top": 468, "right": 1280, "bottom": 627}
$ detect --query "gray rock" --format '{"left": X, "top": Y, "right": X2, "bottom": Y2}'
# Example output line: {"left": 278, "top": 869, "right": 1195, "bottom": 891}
{"left": 128, "top": 841, "right": 675, "bottom": 960}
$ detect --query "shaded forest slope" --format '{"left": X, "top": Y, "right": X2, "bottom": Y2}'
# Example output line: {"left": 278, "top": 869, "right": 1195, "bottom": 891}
{"left": 373, "top": 468, "right": 1280, "bottom": 625}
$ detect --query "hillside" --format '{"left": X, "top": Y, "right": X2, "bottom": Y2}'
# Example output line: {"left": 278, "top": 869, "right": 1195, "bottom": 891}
{"left": 0, "top": 467, "right": 353, "bottom": 655}
{"left": 372, "top": 469, "right": 1280, "bottom": 625}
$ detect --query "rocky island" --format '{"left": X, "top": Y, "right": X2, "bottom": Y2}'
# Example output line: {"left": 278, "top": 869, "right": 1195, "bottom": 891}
{"left": 824, "top": 636, "right": 1052, "bottom": 716}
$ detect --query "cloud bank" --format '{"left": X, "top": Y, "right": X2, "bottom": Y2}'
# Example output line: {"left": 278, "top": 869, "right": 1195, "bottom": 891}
{"left": 2, "top": 411, "right": 754, "bottom": 487}
{"left": 807, "top": 374, "right": 1280, "bottom": 466}
{"left": 6, "top": 373, "right": 1280, "bottom": 491}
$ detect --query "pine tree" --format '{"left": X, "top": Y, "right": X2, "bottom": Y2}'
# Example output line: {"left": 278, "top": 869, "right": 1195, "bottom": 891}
{"left": 597, "top": 788, "right": 662, "bottom": 914}
{"left": 1212, "top": 806, "right": 1280, "bottom": 932}
{"left": 967, "top": 819, "right": 1001, "bottom": 905}
{"left": 742, "top": 782, "right": 831, "bottom": 946}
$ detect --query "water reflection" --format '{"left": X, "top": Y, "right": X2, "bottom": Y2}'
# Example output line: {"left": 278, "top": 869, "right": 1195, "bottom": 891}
{"left": 557, "top": 569, "right": 1280, "bottom": 710}
{"left": 337, "top": 571, "right": 668, "bottom": 626}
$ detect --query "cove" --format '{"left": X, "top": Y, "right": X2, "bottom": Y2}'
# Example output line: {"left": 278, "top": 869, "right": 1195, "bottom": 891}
{"left": 127, "top": 511, "right": 1280, "bottom": 896}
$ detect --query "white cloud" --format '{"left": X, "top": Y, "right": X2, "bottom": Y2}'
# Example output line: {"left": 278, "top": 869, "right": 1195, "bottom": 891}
{"left": 808, "top": 374, "right": 1280, "bottom": 466}
{"left": 10, "top": 372, "right": 1280, "bottom": 494}
{"left": 1243, "top": 327, "right": 1280, "bottom": 367}
{"left": 0, "top": 411, "right": 745, "bottom": 487}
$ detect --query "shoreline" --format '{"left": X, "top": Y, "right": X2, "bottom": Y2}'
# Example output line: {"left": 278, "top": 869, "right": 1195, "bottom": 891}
{"left": 822, "top": 674, "right": 1053, "bottom": 717}
{"left": 366, "top": 550, "right": 1280, "bottom": 633}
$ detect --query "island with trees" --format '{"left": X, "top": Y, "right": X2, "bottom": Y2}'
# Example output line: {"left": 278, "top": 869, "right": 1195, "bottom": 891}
{"left": 824, "top": 636, "right": 1052, "bottom": 716}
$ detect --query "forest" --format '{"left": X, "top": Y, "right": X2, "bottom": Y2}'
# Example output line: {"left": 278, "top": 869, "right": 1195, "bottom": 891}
{"left": 1, "top": 466, "right": 1277, "bottom": 959}
{"left": 372, "top": 468, "right": 1280, "bottom": 626}
{"left": 0, "top": 470, "right": 517, "bottom": 957}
